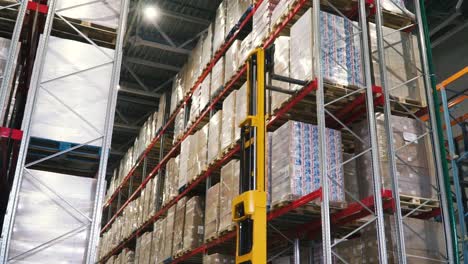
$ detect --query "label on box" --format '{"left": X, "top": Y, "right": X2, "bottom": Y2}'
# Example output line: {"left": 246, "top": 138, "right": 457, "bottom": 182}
{"left": 403, "top": 132, "right": 418, "bottom": 143}
{"left": 198, "top": 226, "right": 204, "bottom": 235}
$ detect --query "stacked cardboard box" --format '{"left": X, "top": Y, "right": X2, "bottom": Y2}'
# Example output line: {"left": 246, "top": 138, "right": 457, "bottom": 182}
{"left": 170, "top": 69, "right": 186, "bottom": 115}
{"left": 155, "top": 93, "right": 166, "bottom": 130}
{"left": 211, "top": 57, "right": 225, "bottom": 98}
{"left": 271, "top": 0, "right": 292, "bottom": 26}
{"left": 163, "top": 156, "right": 179, "bottom": 205}
{"left": 135, "top": 232, "right": 152, "bottom": 264}
{"left": 203, "top": 253, "right": 235, "bottom": 264}
{"left": 234, "top": 83, "right": 247, "bottom": 142}
{"left": 337, "top": 217, "right": 445, "bottom": 263}
{"left": 239, "top": 34, "right": 253, "bottom": 65}
{"left": 213, "top": 1, "right": 227, "bottom": 53}
{"left": 370, "top": 23, "right": 424, "bottom": 104}
{"left": 201, "top": 24, "right": 213, "bottom": 68}
{"left": 153, "top": 218, "right": 166, "bottom": 263}
{"left": 187, "top": 124, "right": 209, "bottom": 182}
{"left": 208, "top": 110, "right": 223, "bottom": 165}
{"left": 173, "top": 106, "right": 186, "bottom": 143}
{"left": 354, "top": 114, "right": 434, "bottom": 199}
{"left": 219, "top": 160, "right": 240, "bottom": 233}
{"left": 162, "top": 205, "right": 176, "bottom": 260}
{"left": 178, "top": 135, "right": 192, "bottom": 190}
{"left": 173, "top": 197, "right": 187, "bottom": 255}
{"left": 186, "top": 38, "right": 204, "bottom": 92}
{"left": 190, "top": 73, "right": 211, "bottom": 124}
{"left": 182, "top": 196, "right": 205, "bottom": 252}
{"left": 252, "top": 0, "right": 279, "bottom": 47}
{"left": 221, "top": 90, "right": 237, "bottom": 151}
{"left": 290, "top": 9, "right": 363, "bottom": 91}
{"left": 270, "top": 121, "right": 344, "bottom": 206}
{"left": 225, "top": 40, "right": 242, "bottom": 82}
{"left": 270, "top": 36, "right": 290, "bottom": 111}
{"left": 204, "top": 183, "right": 220, "bottom": 240}
{"left": 227, "top": 0, "right": 252, "bottom": 35}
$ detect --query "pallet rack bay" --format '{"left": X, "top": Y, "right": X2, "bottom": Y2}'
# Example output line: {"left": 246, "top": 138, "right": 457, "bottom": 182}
{"left": 99, "top": 0, "right": 456, "bottom": 263}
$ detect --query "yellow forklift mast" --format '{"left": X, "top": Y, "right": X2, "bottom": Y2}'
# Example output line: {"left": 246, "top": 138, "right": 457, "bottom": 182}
{"left": 232, "top": 48, "right": 267, "bottom": 264}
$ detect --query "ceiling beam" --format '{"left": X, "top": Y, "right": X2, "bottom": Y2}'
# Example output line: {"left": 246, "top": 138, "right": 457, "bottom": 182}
{"left": 126, "top": 57, "right": 181, "bottom": 72}
{"left": 134, "top": 36, "right": 191, "bottom": 55}
{"left": 118, "top": 95, "right": 158, "bottom": 107}
{"left": 113, "top": 123, "right": 140, "bottom": 133}
{"left": 159, "top": 9, "right": 211, "bottom": 26}
{"left": 118, "top": 86, "right": 161, "bottom": 98}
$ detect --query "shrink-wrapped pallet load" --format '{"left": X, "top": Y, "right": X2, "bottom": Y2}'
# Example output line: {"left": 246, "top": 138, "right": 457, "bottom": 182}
{"left": 191, "top": 73, "right": 211, "bottom": 124}
{"left": 354, "top": 216, "right": 445, "bottom": 262}
{"left": 156, "top": 93, "right": 166, "bottom": 131}
{"left": 271, "top": 0, "right": 292, "bottom": 26}
{"left": 270, "top": 36, "right": 290, "bottom": 111}
{"left": 162, "top": 205, "right": 176, "bottom": 260}
{"left": 225, "top": 40, "right": 242, "bottom": 82}
{"left": 213, "top": 1, "right": 227, "bottom": 53}
{"left": 171, "top": 69, "right": 186, "bottom": 114}
{"left": 239, "top": 33, "right": 253, "bottom": 64}
{"left": 270, "top": 121, "right": 344, "bottom": 206}
{"left": 163, "top": 156, "right": 179, "bottom": 205}
{"left": 369, "top": 23, "right": 424, "bottom": 104}
{"left": 219, "top": 160, "right": 240, "bottom": 233}
{"left": 179, "top": 135, "right": 192, "bottom": 190}
{"left": 187, "top": 125, "right": 209, "bottom": 182}
{"left": 204, "top": 183, "right": 220, "bottom": 241}
{"left": 172, "top": 197, "right": 187, "bottom": 255}
{"left": 123, "top": 249, "right": 135, "bottom": 264}
{"left": 226, "top": 0, "right": 252, "bottom": 34}
{"left": 211, "top": 57, "right": 225, "bottom": 98}
{"left": 138, "top": 232, "right": 152, "bottom": 264}
{"left": 201, "top": 24, "right": 213, "bottom": 68}
{"left": 187, "top": 38, "right": 204, "bottom": 91}
{"left": 182, "top": 196, "right": 205, "bottom": 252}
{"left": 221, "top": 90, "right": 237, "bottom": 152}
{"left": 203, "top": 253, "right": 235, "bottom": 264}
{"left": 153, "top": 218, "right": 166, "bottom": 264}
{"left": 234, "top": 83, "right": 247, "bottom": 142}
{"left": 354, "top": 114, "right": 434, "bottom": 199}
{"left": 173, "top": 106, "right": 186, "bottom": 144}
{"left": 208, "top": 110, "right": 223, "bottom": 165}
{"left": 290, "top": 9, "right": 363, "bottom": 91}
{"left": 252, "top": 0, "right": 279, "bottom": 47}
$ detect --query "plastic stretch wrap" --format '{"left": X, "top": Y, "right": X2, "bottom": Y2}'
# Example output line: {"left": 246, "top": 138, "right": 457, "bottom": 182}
{"left": 369, "top": 23, "right": 424, "bottom": 104}
{"left": 219, "top": 160, "right": 240, "bottom": 232}
{"left": 211, "top": 57, "right": 225, "bottom": 98}
{"left": 270, "top": 36, "right": 290, "bottom": 111}
{"left": 271, "top": 0, "right": 292, "bottom": 26}
{"left": 208, "top": 110, "right": 223, "bottom": 165}
{"left": 226, "top": 0, "right": 252, "bottom": 35}
{"left": 153, "top": 218, "right": 166, "bottom": 263}
{"left": 187, "top": 38, "right": 204, "bottom": 90}
{"left": 382, "top": 0, "right": 412, "bottom": 16}
{"left": 191, "top": 124, "right": 208, "bottom": 181}
{"left": 173, "top": 197, "right": 187, "bottom": 255}
{"left": 291, "top": 9, "right": 363, "bottom": 91}
{"left": 162, "top": 205, "right": 176, "bottom": 260}
{"left": 225, "top": 40, "right": 242, "bottom": 82}
{"left": 136, "top": 232, "right": 152, "bottom": 264}
{"left": 221, "top": 90, "right": 237, "bottom": 151}
{"left": 182, "top": 196, "right": 205, "bottom": 252}
{"left": 170, "top": 69, "right": 186, "bottom": 114}
{"left": 204, "top": 183, "right": 220, "bottom": 240}
{"left": 354, "top": 114, "right": 434, "bottom": 199}
{"left": 203, "top": 253, "right": 235, "bottom": 264}
{"left": 343, "top": 153, "right": 359, "bottom": 203}
{"left": 252, "top": 0, "right": 279, "bottom": 47}
{"left": 202, "top": 24, "right": 213, "bottom": 67}
{"left": 156, "top": 93, "right": 166, "bottom": 131}
{"left": 164, "top": 156, "right": 179, "bottom": 205}
{"left": 213, "top": 1, "right": 227, "bottom": 53}
{"left": 270, "top": 121, "right": 344, "bottom": 205}
{"left": 239, "top": 34, "right": 253, "bottom": 65}
{"left": 173, "top": 106, "right": 186, "bottom": 143}
{"left": 234, "top": 83, "right": 247, "bottom": 142}
{"left": 338, "top": 216, "right": 446, "bottom": 262}
{"left": 190, "top": 73, "right": 211, "bottom": 123}
{"left": 179, "top": 135, "right": 192, "bottom": 190}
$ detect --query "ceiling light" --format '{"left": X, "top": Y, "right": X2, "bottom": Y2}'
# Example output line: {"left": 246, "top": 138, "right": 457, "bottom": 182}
{"left": 143, "top": 6, "right": 158, "bottom": 20}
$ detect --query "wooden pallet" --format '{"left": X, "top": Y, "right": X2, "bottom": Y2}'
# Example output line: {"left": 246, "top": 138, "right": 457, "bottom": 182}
{"left": 174, "top": 249, "right": 190, "bottom": 258}
{"left": 204, "top": 233, "right": 219, "bottom": 243}
{"left": 399, "top": 194, "right": 439, "bottom": 212}
{"left": 218, "top": 223, "right": 236, "bottom": 236}
{"left": 220, "top": 142, "right": 238, "bottom": 157}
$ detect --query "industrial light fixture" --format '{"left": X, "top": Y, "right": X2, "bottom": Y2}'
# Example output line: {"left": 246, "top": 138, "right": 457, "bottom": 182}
{"left": 143, "top": 6, "right": 159, "bottom": 20}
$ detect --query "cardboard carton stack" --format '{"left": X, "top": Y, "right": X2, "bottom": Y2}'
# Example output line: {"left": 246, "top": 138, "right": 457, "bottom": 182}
{"left": 173, "top": 106, "right": 186, "bottom": 143}
{"left": 227, "top": 0, "right": 252, "bottom": 34}
{"left": 204, "top": 183, "right": 220, "bottom": 240}
{"left": 172, "top": 197, "right": 187, "bottom": 255}
{"left": 234, "top": 83, "right": 247, "bottom": 142}
{"left": 163, "top": 156, "right": 179, "bottom": 206}
{"left": 219, "top": 160, "right": 240, "bottom": 233}
{"left": 162, "top": 205, "right": 176, "bottom": 260}
{"left": 178, "top": 135, "right": 192, "bottom": 190}
{"left": 201, "top": 24, "right": 213, "bottom": 68}
{"left": 208, "top": 110, "right": 223, "bottom": 165}
{"left": 354, "top": 114, "right": 434, "bottom": 199}
{"left": 270, "top": 36, "right": 290, "bottom": 111}
{"left": 187, "top": 124, "right": 209, "bottom": 182}
{"left": 211, "top": 58, "right": 225, "bottom": 97}
{"left": 153, "top": 218, "right": 166, "bottom": 263}
{"left": 270, "top": 121, "right": 344, "bottom": 206}
{"left": 221, "top": 90, "right": 237, "bottom": 152}
{"left": 225, "top": 40, "right": 242, "bottom": 82}
{"left": 252, "top": 0, "right": 279, "bottom": 47}
{"left": 190, "top": 73, "right": 211, "bottom": 124}
{"left": 182, "top": 196, "right": 205, "bottom": 252}
{"left": 213, "top": 1, "right": 227, "bottom": 53}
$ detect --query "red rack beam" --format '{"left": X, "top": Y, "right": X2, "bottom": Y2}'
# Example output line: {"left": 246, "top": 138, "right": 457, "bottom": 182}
{"left": 0, "top": 127, "right": 23, "bottom": 141}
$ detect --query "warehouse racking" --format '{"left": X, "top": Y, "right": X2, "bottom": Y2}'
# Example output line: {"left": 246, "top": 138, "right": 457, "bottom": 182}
{"left": 0, "top": 0, "right": 129, "bottom": 262}
{"left": 95, "top": 0, "right": 455, "bottom": 263}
